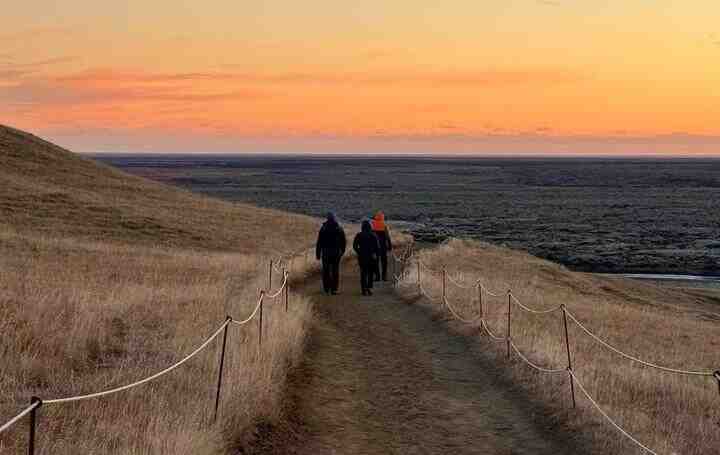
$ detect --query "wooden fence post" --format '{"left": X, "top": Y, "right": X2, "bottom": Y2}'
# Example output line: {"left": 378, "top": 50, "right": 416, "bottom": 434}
{"left": 506, "top": 291, "right": 512, "bottom": 359}
{"left": 213, "top": 317, "right": 231, "bottom": 422}
{"left": 561, "top": 304, "right": 577, "bottom": 408}
{"left": 478, "top": 283, "right": 483, "bottom": 320}
{"left": 442, "top": 268, "right": 447, "bottom": 304}
{"left": 28, "top": 397, "right": 41, "bottom": 455}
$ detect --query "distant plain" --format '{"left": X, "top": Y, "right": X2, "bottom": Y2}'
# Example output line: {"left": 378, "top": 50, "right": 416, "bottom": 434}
{"left": 95, "top": 155, "right": 720, "bottom": 275}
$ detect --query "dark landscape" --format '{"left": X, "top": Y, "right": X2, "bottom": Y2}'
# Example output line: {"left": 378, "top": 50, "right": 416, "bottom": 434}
{"left": 95, "top": 155, "right": 720, "bottom": 275}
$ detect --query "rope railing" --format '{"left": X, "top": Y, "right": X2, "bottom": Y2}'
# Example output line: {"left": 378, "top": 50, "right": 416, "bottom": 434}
{"left": 443, "top": 296, "right": 484, "bottom": 324}
{"left": 510, "top": 341, "right": 567, "bottom": 374}
{"left": 399, "top": 252, "right": 719, "bottom": 455}
{"left": 44, "top": 320, "right": 232, "bottom": 405}
{"left": 231, "top": 292, "right": 266, "bottom": 326}
{"left": 418, "top": 259, "right": 443, "bottom": 276}
{"left": 481, "top": 284, "right": 504, "bottom": 298}
{"left": 0, "top": 402, "right": 41, "bottom": 435}
{"left": 265, "top": 271, "right": 289, "bottom": 299}
{"left": 0, "top": 251, "right": 301, "bottom": 453}
{"left": 564, "top": 310, "right": 716, "bottom": 377}
{"left": 445, "top": 273, "right": 478, "bottom": 290}
{"left": 481, "top": 319, "right": 507, "bottom": 342}
{"left": 569, "top": 370, "right": 659, "bottom": 455}
{"left": 509, "top": 292, "right": 562, "bottom": 315}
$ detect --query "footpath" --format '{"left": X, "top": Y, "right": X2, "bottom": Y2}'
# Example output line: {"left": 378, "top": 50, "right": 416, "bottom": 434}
{"left": 252, "top": 261, "right": 578, "bottom": 454}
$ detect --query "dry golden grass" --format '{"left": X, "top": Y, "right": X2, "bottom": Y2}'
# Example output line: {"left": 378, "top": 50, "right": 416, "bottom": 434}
{"left": 397, "top": 239, "right": 720, "bottom": 455}
{"left": 0, "top": 126, "right": 323, "bottom": 453}
{"left": 0, "top": 125, "right": 318, "bottom": 252}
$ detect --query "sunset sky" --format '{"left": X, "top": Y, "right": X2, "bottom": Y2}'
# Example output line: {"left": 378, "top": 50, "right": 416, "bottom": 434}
{"left": 2, "top": 1, "right": 719, "bottom": 155}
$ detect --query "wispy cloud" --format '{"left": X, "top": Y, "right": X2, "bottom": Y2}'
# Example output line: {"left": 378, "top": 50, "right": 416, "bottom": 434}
{"left": 0, "top": 56, "right": 78, "bottom": 81}
{"left": 0, "top": 26, "right": 78, "bottom": 43}
{"left": 56, "top": 67, "right": 585, "bottom": 88}
{"left": 6, "top": 56, "right": 78, "bottom": 69}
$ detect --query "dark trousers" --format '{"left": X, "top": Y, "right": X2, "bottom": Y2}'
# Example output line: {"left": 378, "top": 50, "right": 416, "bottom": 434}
{"left": 322, "top": 256, "right": 341, "bottom": 292}
{"left": 359, "top": 259, "right": 375, "bottom": 291}
{"left": 374, "top": 250, "right": 388, "bottom": 281}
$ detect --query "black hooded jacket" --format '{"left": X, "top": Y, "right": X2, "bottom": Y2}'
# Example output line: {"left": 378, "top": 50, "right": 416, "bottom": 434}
{"left": 316, "top": 217, "right": 347, "bottom": 260}
{"left": 353, "top": 221, "right": 380, "bottom": 262}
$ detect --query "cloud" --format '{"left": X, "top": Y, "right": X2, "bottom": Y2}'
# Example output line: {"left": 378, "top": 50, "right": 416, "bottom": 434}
{"left": 0, "top": 78, "right": 269, "bottom": 107}
{"left": 0, "top": 56, "right": 78, "bottom": 82}
{"left": 55, "top": 67, "right": 585, "bottom": 89}
{"left": 6, "top": 56, "right": 78, "bottom": 69}
{"left": 0, "top": 26, "right": 78, "bottom": 43}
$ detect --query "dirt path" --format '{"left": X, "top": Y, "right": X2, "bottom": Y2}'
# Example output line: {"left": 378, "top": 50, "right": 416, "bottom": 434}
{"left": 256, "top": 262, "right": 577, "bottom": 454}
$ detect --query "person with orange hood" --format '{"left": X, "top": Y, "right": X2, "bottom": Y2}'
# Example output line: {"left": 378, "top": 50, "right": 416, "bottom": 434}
{"left": 371, "top": 211, "right": 393, "bottom": 281}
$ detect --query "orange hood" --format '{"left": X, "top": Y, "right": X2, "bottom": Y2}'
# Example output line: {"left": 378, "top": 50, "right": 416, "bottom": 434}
{"left": 371, "top": 212, "right": 386, "bottom": 231}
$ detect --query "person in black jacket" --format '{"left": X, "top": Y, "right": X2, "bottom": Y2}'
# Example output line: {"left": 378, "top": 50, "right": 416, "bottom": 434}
{"left": 316, "top": 212, "right": 347, "bottom": 295}
{"left": 371, "top": 211, "right": 393, "bottom": 281}
{"left": 353, "top": 220, "right": 380, "bottom": 296}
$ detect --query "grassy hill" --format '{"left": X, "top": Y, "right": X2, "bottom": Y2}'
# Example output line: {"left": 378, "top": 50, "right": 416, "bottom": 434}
{"left": 0, "top": 125, "right": 320, "bottom": 454}
{"left": 0, "top": 124, "right": 316, "bottom": 252}
{"left": 399, "top": 239, "right": 720, "bottom": 454}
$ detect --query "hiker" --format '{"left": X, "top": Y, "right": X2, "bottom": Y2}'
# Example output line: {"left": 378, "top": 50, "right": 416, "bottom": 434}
{"left": 371, "top": 211, "right": 393, "bottom": 281}
{"left": 316, "top": 212, "right": 346, "bottom": 295}
{"left": 353, "top": 220, "right": 380, "bottom": 296}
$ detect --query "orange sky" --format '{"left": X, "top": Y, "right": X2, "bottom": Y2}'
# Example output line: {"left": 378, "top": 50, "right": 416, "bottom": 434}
{"left": 1, "top": 1, "right": 719, "bottom": 154}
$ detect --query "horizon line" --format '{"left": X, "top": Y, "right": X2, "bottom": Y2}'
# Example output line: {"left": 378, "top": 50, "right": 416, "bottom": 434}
{"left": 84, "top": 151, "right": 720, "bottom": 160}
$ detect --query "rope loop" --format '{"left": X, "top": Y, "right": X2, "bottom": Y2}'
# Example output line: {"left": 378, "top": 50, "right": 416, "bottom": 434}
{"left": 714, "top": 370, "right": 720, "bottom": 395}
{"left": 0, "top": 400, "right": 42, "bottom": 434}
{"left": 443, "top": 296, "right": 483, "bottom": 324}
{"left": 509, "top": 340, "right": 566, "bottom": 374}
{"left": 569, "top": 370, "right": 659, "bottom": 455}
{"left": 509, "top": 293, "right": 562, "bottom": 315}
{"left": 565, "top": 309, "right": 714, "bottom": 377}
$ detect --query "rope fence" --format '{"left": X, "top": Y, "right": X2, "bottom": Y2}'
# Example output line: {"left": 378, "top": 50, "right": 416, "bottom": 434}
{"left": 7, "top": 239, "right": 715, "bottom": 454}
{"left": 0, "top": 257, "right": 297, "bottom": 454}
{"left": 389, "top": 245, "right": 720, "bottom": 455}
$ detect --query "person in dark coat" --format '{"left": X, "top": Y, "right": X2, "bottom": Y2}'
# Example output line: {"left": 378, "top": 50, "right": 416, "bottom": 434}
{"left": 371, "top": 211, "right": 393, "bottom": 281}
{"left": 316, "top": 212, "right": 346, "bottom": 295}
{"left": 353, "top": 220, "right": 380, "bottom": 296}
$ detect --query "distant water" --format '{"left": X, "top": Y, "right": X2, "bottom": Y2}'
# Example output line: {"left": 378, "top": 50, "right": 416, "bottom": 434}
{"left": 621, "top": 273, "right": 720, "bottom": 281}
{"left": 93, "top": 154, "right": 720, "bottom": 276}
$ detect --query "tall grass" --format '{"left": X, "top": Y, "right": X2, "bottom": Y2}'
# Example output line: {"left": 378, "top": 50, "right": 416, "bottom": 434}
{"left": 0, "top": 226, "right": 319, "bottom": 453}
{"left": 397, "top": 239, "right": 720, "bottom": 455}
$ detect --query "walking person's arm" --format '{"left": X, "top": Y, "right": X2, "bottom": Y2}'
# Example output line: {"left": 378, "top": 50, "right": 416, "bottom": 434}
{"left": 316, "top": 228, "right": 323, "bottom": 260}
{"left": 339, "top": 227, "right": 347, "bottom": 257}
{"left": 386, "top": 227, "right": 392, "bottom": 252}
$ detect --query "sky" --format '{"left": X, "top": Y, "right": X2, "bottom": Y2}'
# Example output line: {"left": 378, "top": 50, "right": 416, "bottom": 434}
{"left": 1, "top": 0, "right": 719, "bottom": 155}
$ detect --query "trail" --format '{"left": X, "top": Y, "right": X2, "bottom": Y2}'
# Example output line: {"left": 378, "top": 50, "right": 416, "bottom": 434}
{"left": 255, "top": 261, "right": 578, "bottom": 454}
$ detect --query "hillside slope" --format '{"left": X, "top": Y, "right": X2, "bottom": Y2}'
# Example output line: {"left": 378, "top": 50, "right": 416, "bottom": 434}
{"left": 0, "top": 126, "right": 320, "bottom": 454}
{"left": 398, "top": 239, "right": 720, "bottom": 455}
{"left": 0, "top": 124, "right": 317, "bottom": 252}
